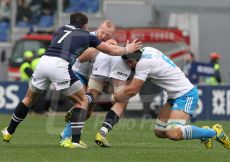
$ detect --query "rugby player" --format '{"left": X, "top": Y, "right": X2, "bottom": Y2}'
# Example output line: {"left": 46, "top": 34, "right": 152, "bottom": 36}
{"left": 1, "top": 12, "right": 142, "bottom": 149}
{"left": 60, "top": 42, "right": 133, "bottom": 148}
{"left": 60, "top": 20, "right": 117, "bottom": 146}
{"left": 110, "top": 47, "right": 230, "bottom": 149}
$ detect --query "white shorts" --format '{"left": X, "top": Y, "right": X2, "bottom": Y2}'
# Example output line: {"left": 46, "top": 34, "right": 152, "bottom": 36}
{"left": 92, "top": 52, "right": 131, "bottom": 81}
{"left": 109, "top": 56, "right": 131, "bottom": 81}
{"left": 92, "top": 52, "right": 112, "bottom": 77}
{"left": 31, "top": 55, "right": 80, "bottom": 91}
{"left": 72, "top": 59, "right": 92, "bottom": 80}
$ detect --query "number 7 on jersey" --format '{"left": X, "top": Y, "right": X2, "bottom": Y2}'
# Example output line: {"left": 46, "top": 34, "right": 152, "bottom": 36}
{"left": 57, "top": 30, "right": 72, "bottom": 43}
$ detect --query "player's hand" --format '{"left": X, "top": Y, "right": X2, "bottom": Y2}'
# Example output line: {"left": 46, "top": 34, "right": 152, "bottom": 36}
{"left": 125, "top": 39, "right": 142, "bottom": 54}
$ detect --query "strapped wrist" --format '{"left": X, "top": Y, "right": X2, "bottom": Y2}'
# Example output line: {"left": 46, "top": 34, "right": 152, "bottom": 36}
{"left": 110, "top": 94, "right": 116, "bottom": 103}
{"left": 124, "top": 47, "right": 128, "bottom": 54}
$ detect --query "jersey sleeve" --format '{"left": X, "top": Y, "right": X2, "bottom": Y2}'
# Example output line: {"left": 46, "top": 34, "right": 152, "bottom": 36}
{"left": 89, "top": 34, "right": 101, "bottom": 47}
{"left": 134, "top": 59, "right": 153, "bottom": 81}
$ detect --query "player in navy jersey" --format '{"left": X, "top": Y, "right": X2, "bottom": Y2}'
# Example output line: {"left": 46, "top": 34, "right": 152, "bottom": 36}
{"left": 59, "top": 20, "right": 117, "bottom": 147}
{"left": 1, "top": 12, "right": 142, "bottom": 149}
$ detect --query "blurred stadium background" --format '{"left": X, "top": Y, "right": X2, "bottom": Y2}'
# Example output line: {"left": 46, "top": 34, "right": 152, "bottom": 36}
{"left": 0, "top": 1, "right": 230, "bottom": 161}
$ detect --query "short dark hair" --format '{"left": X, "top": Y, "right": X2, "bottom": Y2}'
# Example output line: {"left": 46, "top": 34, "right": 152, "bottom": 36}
{"left": 122, "top": 49, "right": 143, "bottom": 61}
{"left": 70, "top": 12, "right": 88, "bottom": 28}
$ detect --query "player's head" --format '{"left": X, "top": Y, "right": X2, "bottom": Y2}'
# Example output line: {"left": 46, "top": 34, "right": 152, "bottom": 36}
{"left": 122, "top": 49, "right": 143, "bottom": 68}
{"left": 96, "top": 20, "right": 115, "bottom": 42}
{"left": 70, "top": 12, "right": 88, "bottom": 30}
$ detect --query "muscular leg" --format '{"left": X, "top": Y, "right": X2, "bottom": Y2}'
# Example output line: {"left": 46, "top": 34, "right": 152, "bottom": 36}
{"left": 165, "top": 110, "right": 189, "bottom": 140}
{"left": 61, "top": 83, "right": 89, "bottom": 141}
{"left": 155, "top": 103, "right": 216, "bottom": 141}
{"left": 22, "top": 88, "right": 42, "bottom": 107}
{"left": 63, "top": 81, "right": 88, "bottom": 144}
{"left": 86, "top": 75, "right": 106, "bottom": 119}
{"left": 99, "top": 79, "right": 128, "bottom": 136}
{"left": 68, "top": 88, "right": 88, "bottom": 109}
{"left": 60, "top": 75, "right": 105, "bottom": 141}
{"left": 154, "top": 102, "right": 171, "bottom": 138}
{"left": 6, "top": 86, "right": 42, "bottom": 135}
{"left": 95, "top": 79, "right": 129, "bottom": 147}
{"left": 166, "top": 110, "right": 216, "bottom": 141}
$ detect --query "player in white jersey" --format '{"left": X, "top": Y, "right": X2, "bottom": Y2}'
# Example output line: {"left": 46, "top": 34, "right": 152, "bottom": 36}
{"left": 61, "top": 45, "right": 133, "bottom": 148}
{"left": 92, "top": 52, "right": 136, "bottom": 147}
{"left": 109, "top": 47, "right": 230, "bottom": 149}
{"left": 60, "top": 20, "right": 116, "bottom": 144}
{"left": 72, "top": 59, "right": 92, "bottom": 87}
{"left": 60, "top": 20, "right": 133, "bottom": 147}
{"left": 72, "top": 20, "right": 116, "bottom": 88}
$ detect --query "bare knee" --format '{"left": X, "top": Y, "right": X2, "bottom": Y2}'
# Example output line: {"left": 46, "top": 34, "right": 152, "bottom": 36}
{"left": 73, "top": 96, "right": 88, "bottom": 108}
{"left": 154, "top": 130, "right": 167, "bottom": 138}
{"left": 166, "top": 128, "right": 183, "bottom": 140}
{"left": 67, "top": 87, "right": 88, "bottom": 108}
{"left": 154, "top": 119, "right": 167, "bottom": 138}
{"left": 165, "top": 119, "right": 186, "bottom": 140}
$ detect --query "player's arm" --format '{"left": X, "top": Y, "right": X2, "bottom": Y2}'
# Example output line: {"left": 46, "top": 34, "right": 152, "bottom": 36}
{"left": 112, "top": 78, "right": 144, "bottom": 102}
{"left": 78, "top": 48, "right": 98, "bottom": 63}
{"left": 112, "top": 59, "right": 152, "bottom": 102}
{"left": 96, "top": 39, "right": 142, "bottom": 56}
{"left": 78, "top": 39, "right": 118, "bottom": 63}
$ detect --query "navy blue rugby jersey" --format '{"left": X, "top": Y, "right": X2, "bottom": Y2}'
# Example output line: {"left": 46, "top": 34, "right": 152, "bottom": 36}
{"left": 45, "top": 24, "right": 101, "bottom": 65}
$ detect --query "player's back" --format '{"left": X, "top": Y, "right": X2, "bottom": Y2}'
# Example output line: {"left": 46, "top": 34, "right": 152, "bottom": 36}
{"left": 137, "top": 47, "right": 194, "bottom": 98}
{"left": 45, "top": 24, "right": 100, "bottom": 65}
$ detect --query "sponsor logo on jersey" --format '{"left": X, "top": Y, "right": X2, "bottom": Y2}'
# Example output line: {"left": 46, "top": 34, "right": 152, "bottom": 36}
{"left": 57, "top": 81, "right": 69, "bottom": 85}
{"left": 117, "top": 72, "right": 128, "bottom": 77}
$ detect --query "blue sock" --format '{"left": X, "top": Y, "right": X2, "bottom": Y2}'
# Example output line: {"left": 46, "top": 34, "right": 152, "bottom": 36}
{"left": 182, "top": 125, "right": 216, "bottom": 140}
{"left": 61, "top": 122, "right": 72, "bottom": 140}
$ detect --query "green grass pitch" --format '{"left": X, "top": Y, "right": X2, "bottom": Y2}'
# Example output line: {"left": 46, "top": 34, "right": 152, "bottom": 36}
{"left": 0, "top": 114, "right": 230, "bottom": 162}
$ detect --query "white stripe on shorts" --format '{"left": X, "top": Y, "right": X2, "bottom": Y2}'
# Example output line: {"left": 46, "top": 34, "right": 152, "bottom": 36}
{"left": 185, "top": 97, "right": 193, "bottom": 113}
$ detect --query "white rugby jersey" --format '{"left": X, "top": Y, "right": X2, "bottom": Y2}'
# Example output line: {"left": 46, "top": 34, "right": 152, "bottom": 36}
{"left": 134, "top": 47, "right": 194, "bottom": 99}
{"left": 72, "top": 59, "right": 92, "bottom": 79}
{"left": 72, "top": 31, "right": 97, "bottom": 79}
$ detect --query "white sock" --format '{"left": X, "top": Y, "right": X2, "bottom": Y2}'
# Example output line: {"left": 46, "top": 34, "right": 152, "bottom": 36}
{"left": 100, "top": 127, "right": 108, "bottom": 137}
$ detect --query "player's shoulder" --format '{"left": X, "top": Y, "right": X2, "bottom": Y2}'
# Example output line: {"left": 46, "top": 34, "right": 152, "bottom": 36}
{"left": 142, "top": 47, "right": 161, "bottom": 55}
{"left": 139, "top": 47, "right": 161, "bottom": 60}
{"left": 62, "top": 24, "right": 90, "bottom": 34}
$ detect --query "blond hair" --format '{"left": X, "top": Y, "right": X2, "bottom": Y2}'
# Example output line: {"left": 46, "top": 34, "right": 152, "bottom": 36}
{"left": 100, "top": 20, "right": 116, "bottom": 29}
